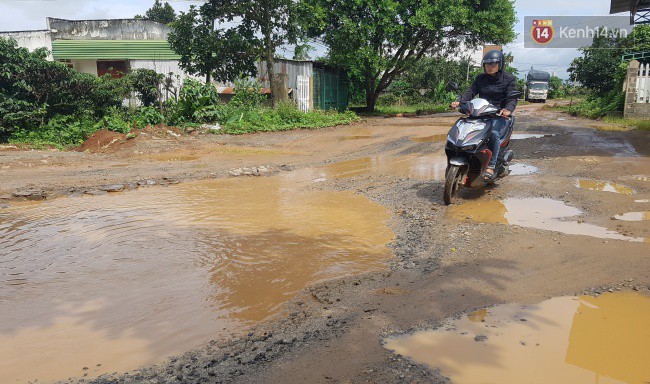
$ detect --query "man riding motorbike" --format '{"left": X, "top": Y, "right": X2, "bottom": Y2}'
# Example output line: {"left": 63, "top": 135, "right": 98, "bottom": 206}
{"left": 450, "top": 50, "right": 518, "bottom": 180}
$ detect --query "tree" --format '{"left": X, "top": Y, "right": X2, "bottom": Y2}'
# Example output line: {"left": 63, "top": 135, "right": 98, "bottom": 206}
{"left": 568, "top": 33, "right": 622, "bottom": 96}
{"left": 136, "top": 0, "right": 176, "bottom": 24}
{"left": 204, "top": 0, "right": 303, "bottom": 106}
{"left": 568, "top": 25, "right": 650, "bottom": 96}
{"left": 168, "top": 5, "right": 258, "bottom": 84}
{"left": 548, "top": 75, "right": 564, "bottom": 99}
{"left": 293, "top": 43, "right": 314, "bottom": 61}
{"left": 307, "top": 0, "right": 516, "bottom": 111}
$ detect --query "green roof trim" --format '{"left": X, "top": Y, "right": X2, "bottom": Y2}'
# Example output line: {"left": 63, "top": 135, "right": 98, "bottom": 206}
{"left": 51, "top": 40, "right": 180, "bottom": 60}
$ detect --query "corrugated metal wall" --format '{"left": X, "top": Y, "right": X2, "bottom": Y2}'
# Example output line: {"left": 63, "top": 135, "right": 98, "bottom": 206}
{"left": 231, "top": 59, "right": 313, "bottom": 90}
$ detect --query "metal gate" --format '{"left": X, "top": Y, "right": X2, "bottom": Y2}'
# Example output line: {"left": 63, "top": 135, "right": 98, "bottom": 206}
{"left": 297, "top": 75, "right": 310, "bottom": 112}
{"left": 636, "top": 62, "right": 650, "bottom": 103}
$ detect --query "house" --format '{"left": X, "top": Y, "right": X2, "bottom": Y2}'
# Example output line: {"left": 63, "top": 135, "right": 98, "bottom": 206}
{"left": 1, "top": 17, "right": 349, "bottom": 111}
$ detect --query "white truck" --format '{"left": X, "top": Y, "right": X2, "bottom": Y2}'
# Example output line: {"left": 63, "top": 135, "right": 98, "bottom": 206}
{"left": 525, "top": 70, "right": 551, "bottom": 103}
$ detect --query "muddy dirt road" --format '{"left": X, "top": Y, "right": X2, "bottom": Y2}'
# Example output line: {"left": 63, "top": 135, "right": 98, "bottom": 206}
{"left": 1, "top": 103, "right": 649, "bottom": 384}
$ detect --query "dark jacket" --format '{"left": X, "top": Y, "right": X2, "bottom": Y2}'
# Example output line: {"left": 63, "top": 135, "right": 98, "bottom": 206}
{"left": 459, "top": 70, "right": 518, "bottom": 112}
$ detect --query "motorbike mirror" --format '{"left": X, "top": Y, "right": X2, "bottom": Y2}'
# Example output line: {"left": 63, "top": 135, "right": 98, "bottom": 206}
{"left": 446, "top": 82, "right": 459, "bottom": 92}
{"left": 508, "top": 90, "right": 523, "bottom": 99}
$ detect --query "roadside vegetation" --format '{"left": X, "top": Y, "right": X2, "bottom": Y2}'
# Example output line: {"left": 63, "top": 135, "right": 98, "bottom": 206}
{"left": 0, "top": 37, "right": 357, "bottom": 149}
{"left": 1, "top": 0, "right": 522, "bottom": 148}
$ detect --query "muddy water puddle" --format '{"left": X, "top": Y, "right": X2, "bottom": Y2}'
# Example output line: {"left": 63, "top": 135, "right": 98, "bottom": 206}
{"left": 325, "top": 155, "right": 447, "bottom": 181}
{"left": 509, "top": 163, "right": 539, "bottom": 176}
{"left": 511, "top": 133, "right": 554, "bottom": 140}
{"left": 577, "top": 180, "right": 635, "bottom": 194}
{"left": 448, "top": 198, "right": 645, "bottom": 242}
{"left": 0, "top": 176, "right": 394, "bottom": 383}
{"left": 614, "top": 211, "right": 649, "bottom": 221}
{"left": 384, "top": 292, "right": 650, "bottom": 384}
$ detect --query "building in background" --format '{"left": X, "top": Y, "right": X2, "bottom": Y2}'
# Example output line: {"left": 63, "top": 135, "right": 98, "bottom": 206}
{"left": 0, "top": 18, "right": 349, "bottom": 111}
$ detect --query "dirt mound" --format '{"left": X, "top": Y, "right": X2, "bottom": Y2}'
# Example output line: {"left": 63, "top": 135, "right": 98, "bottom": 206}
{"left": 76, "top": 129, "right": 135, "bottom": 153}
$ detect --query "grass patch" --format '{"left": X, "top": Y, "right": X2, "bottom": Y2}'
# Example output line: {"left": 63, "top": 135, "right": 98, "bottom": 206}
{"left": 351, "top": 102, "right": 449, "bottom": 116}
{"left": 219, "top": 105, "right": 361, "bottom": 135}
{"left": 600, "top": 117, "right": 650, "bottom": 131}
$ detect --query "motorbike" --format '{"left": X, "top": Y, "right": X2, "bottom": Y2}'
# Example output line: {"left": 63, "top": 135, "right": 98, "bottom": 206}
{"left": 443, "top": 82, "right": 522, "bottom": 205}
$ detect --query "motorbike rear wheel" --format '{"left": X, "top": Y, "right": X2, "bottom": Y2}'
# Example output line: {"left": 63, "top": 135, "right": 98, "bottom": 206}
{"left": 443, "top": 164, "right": 465, "bottom": 205}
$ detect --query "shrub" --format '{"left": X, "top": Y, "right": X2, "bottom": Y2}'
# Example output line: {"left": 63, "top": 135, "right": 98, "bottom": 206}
{"left": 0, "top": 37, "right": 129, "bottom": 137}
{"left": 128, "top": 68, "right": 164, "bottom": 107}
{"left": 230, "top": 77, "right": 265, "bottom": 110}
{"left": 9, "top": 114, "right": 97, "bottom": 148}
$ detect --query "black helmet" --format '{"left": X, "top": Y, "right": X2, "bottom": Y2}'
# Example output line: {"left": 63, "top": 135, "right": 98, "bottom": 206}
{"left": 481, "top": 49, "right": 504, "bottom": 72}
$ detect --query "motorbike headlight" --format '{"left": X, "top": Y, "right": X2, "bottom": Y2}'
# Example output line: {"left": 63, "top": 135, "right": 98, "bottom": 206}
{"left": 461, "top": 144, "right": 478, "bottom": 151}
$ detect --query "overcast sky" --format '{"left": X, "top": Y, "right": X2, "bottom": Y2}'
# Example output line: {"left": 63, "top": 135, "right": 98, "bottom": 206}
{"left": 0, "top": 0, "right": 621, "bottom": 79}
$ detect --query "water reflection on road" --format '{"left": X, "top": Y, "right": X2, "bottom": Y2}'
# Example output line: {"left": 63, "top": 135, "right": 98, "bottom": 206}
{"left": 0, "top": 174, "right": 394, "bottom": 383}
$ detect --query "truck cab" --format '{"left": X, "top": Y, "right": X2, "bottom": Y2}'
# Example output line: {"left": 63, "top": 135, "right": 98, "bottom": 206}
{"left": 526, "top": 81, "right": 549, "bottom": 102}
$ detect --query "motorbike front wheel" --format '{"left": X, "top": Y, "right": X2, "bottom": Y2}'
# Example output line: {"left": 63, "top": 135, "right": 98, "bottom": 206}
{"left": 443, "top": 164, "right": 465, "bottom": 205}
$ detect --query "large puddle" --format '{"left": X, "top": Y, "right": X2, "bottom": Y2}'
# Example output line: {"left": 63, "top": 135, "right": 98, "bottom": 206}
{"left": 448, "top": 198, "right": 646, "bottom": 242}
{"left": 0, "top": 176, "right": 394, "bottom": 383}
{"left": 384, "top": 292, "right": 650, "bottom": 384}
{"left": 325, "top": 155, "right": 447, "bottom": 180}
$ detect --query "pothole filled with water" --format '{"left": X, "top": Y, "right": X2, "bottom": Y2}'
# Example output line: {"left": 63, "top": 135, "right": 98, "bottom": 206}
{"left": 384, "top": 292, "right": 650, "bottom": 384}
{"left": 325, "top": 155, "right": 447, "bottom": 181}
{"left": 448, "top": 198, "right": 645, "bottom": 242}
{"left": 0, "top": 175, "right": 394, "bottom": 383}
{"left": 613, "top": 212, "right": 649, "bottom": 221}
{"left": 577, "top": 180, "right": 635, "bottom": 195}
{"left": 510, "top": 133, "right": 555, "bottom": 140}
{"left": 509, "top": 163, "right": 539, "bottom": 176}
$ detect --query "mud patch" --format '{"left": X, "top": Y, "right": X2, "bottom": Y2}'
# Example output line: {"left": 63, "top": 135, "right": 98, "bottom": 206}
{"left": 76, "top": 129, "right": 134, "bottom": 153}
{"left": 385, "top": 292, "right": 650, "bottom": 384}
{"left": 409, "top": 134, "right": 447, "bottom": 143}
{"left": 448, "top": 198, "right": 645, "bottom": 242}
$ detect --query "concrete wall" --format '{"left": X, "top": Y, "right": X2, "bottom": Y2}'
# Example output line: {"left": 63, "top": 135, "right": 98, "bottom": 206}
{"left": 0, "top": 30, "right": 52, "bottom": 59}
{"left": 47, "top": 18, "right": 170, "bottom": 41}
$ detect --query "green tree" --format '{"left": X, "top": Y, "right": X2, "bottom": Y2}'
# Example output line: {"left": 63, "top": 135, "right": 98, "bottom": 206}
{"left": 548, "top": 75, "right": 564, "bottom": 99}
{"left": 205, "top": 0, "right": 303, "bottom": 106}
{"left": 307, "top": 0, "right": 516, "bottom": 111}
{"left": 136, "top": 0, "right": 177, "bottom": 24}
{"left": 293, "top": 43, "right": 314, "bottom": 60}
{"left": 568, "top": 33, "right": 622, "bottom": 96}
{"left": 568, "top": 25, "right": 650, "bottom": 96}
{"left": 168, "top": 5, "right": 258, "bottom": 84}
